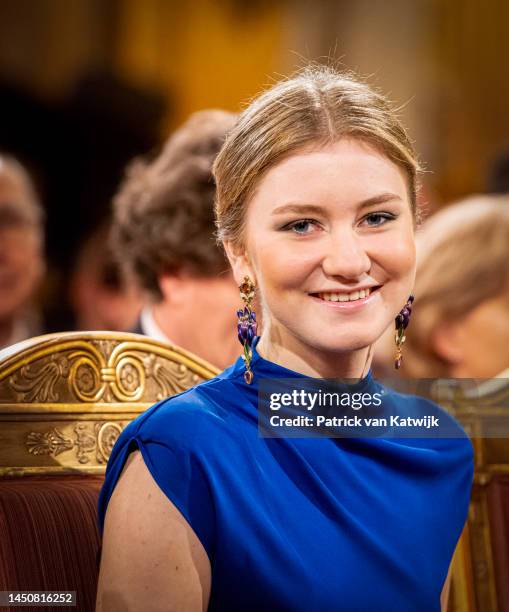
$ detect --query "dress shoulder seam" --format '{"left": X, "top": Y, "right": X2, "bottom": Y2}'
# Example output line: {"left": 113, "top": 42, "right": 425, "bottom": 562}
{"left": 130, "top": 368, "right": 246, "bottom": 435}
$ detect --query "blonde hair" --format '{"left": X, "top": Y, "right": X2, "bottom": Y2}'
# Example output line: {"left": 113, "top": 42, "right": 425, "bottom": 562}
{"left": 214, "top": 65, "right": 421, "bottom": 247}
{"left": 403, "top": 195, "right": 509, "bottom": 377}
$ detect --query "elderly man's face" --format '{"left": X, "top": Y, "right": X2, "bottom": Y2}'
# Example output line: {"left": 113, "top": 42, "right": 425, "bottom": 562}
{"left": 0, "top": 181, "right": 44, "bottom": 321}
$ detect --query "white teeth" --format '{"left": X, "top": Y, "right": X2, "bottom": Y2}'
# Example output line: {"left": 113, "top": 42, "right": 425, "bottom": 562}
{"left": 318, "top": 287, "right": 371, "bottom": 302}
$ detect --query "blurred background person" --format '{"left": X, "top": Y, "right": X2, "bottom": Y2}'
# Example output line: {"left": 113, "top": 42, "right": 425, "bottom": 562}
{"left": 68, "top": 221, "right": 142, "bottom": 331}
{"left": 374, "top": 195, "right": 509, "bottom": 379}
{"left": 487, "top": 145, "right": 509, "bottom": 194}
{"left": 0, "top": 154, "right": 46, "bottom": 349}
{"left": 111, "top": 110, "right": 240, "bottom": 369}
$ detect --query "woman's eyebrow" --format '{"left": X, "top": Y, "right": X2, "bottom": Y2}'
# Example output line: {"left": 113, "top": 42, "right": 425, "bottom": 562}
{"left": 358, "top": 192, "right": 403, "bottom": 209}
{"left": 271, "top": 203, "right": 325, "bottom": 216}
{"left": 271, "top": 193, "right": 403, "bottom": 216}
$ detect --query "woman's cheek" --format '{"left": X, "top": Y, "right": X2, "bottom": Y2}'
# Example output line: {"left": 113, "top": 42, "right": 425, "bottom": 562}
{"left": 372, "top": 232, "right": 415, "bottom": 277}
{"left": 258, "top": 244, "right": 316, "bottom": 283}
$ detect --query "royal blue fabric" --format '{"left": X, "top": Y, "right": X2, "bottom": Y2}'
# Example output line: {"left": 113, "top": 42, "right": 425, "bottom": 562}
{"left": 98, "top": 338, "right": 473, "bottom": 611}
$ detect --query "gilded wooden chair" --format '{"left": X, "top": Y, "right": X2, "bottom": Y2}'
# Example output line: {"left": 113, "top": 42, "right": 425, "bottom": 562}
{"left": 0, "top": 332, "right": 218, "bottom": 612}
{"left": 443, "top": 378, "right": 509, "bottom": 612}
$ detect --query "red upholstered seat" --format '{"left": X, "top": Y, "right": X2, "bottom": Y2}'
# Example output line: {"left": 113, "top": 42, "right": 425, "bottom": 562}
{"left": 0, "top": 476, "right": 104, "bottom": 612}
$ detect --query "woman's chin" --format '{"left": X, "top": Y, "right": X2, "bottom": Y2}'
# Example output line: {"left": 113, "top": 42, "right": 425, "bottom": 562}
{"left": 297, "top": 321, "right": 387, "bottom": 351}
{"left": 301, "top": 334, "right": 378, "bottom": 356}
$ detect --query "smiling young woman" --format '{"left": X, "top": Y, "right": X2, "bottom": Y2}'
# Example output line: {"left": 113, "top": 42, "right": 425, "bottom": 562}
{"left": 96, "top": 66, "right": 473, "bottom": 612}
{"left": 222, "top": 138, "right": 416, "bottom": 379}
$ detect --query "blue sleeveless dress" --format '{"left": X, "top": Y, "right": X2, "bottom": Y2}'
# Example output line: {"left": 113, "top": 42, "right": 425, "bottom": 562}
{"left": 98, "top": 339, "right": 473, "bottom": 611}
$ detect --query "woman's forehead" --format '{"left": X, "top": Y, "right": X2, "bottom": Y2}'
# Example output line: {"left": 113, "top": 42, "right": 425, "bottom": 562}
{"left": 247, "top": 140, "right": 409, "bottom": 212}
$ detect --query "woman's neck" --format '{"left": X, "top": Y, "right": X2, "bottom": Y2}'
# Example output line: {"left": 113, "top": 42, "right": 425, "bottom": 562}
{"left": 256, "top": 331, "right": 373, "bottom": 380}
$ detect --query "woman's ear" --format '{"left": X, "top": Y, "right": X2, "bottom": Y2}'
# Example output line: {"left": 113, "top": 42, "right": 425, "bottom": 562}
{"left": 430, "top": 321, "right": 464, "bottom": 366}
{"left": 222, "top": 240, "right": 255, "bottom": 285}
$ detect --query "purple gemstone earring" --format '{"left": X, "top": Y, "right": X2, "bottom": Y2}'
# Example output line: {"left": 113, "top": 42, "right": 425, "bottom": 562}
{"left": 394, "top": 295, "right": 414, "bottom": 370}
{"left": 237, "top": 276, "right": 257, "bottom": 384}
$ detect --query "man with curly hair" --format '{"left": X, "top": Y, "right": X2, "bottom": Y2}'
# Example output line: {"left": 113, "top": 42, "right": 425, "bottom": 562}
{"left": 111, "top": 110, "right": 240, "bottom": 369}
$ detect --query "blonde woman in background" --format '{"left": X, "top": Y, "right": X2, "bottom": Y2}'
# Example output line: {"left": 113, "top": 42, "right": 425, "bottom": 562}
{"left": 374, "top": 196, "right": 509, "bottom": 379}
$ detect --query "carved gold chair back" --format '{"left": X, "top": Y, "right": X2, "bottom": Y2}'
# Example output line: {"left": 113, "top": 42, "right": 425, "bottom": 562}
{"left": 0, "top": 332, "right": 219, "bottom": 476}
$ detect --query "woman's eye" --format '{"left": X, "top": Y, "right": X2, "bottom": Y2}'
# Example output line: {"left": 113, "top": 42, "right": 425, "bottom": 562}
{"left": 362, "top": 212, "right": 396, "bottom": 227}
{"left": 281, "top": 219, "right": 320, "bottom": 235}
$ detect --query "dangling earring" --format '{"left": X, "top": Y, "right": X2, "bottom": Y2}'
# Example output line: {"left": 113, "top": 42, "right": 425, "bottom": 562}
{"left": 394, "top": 295, "right": 414, "bottom": 370}
{"left": 237, "top": 276, "right": 257, "bottom": 384}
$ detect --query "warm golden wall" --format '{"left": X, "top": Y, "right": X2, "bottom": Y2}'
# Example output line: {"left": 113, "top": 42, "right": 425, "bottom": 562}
{"left": 0, "top": 0, "right": 509, "bottom": 201}
{"left": 0, "top": 0, "right": 290, "bottom": 129}
{"left": 431, "top": 0, "right": 509, "bottom": 199}
{"left": 112, "top": 0, "right": 288, "bottom": 131}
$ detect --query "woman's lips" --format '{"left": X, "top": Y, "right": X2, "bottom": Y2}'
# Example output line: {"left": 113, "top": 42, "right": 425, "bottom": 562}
{"left": 308, "top": 286, "right": 382, "bottom": 311}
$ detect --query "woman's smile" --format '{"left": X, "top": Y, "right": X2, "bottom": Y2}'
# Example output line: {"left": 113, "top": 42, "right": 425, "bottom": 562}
{"left": 308, "top": 285, "right": 383, "bottom": 310}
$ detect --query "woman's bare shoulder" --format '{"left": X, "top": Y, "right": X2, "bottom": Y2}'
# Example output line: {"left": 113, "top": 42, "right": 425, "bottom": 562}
{"left": 96, "top": 450, "right": 211, "bottom": 612}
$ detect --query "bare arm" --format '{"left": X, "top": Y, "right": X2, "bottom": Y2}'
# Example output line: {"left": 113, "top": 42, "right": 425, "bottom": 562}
{"left": 441, "top": 563, "right": 452, "bottom": 612}
{"left": 96, "top": 450, "right": 211, "bottom": 612}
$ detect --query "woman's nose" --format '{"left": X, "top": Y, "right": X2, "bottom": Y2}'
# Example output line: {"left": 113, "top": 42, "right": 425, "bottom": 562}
{"left": 321, "top": 230, "right": 371, "bottom": 279}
